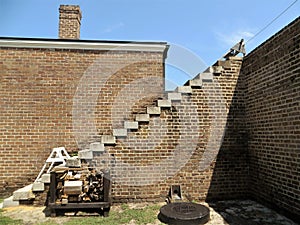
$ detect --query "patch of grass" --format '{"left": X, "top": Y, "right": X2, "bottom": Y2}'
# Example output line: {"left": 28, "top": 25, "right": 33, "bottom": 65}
{"left": 0, "top": 209, "right": 24, "bottom": 225}
{"left": 0, "top": 204, "right": 163, "bottom": 225}
{"left": 62, "top": 204, "right": 162, "bottom": 225}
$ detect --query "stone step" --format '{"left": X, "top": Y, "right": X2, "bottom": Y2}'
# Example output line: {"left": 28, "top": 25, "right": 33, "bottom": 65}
{"left": 157, "top": 99, "right": 172, "bottom": 107}
{"left": 113, "top": 128, "right": 128, "bottom": 137}
{"left": 204, "top": 66, "right": 214, "bottom": 73}
{"left": 101, "top": 135, "right": 116, "bottom": 144}
{"left": 204, "top": 65, "right": 223, "bottom": 75}
{"left": 66, "top": 157, "right": 81, "bottom": 167}
{"left": 147, "top": 106, "right": 161, "bottom": 115}
{"left": 32, "top": 182, "right": 45, "bottom": 192}
{"left": 78, "top": 149, "right": 93, "bottom": 160}
{"left": 168, "top": 92, "right": 182, "bottom": 101}
{"left": 177, "top": 86, "right": 192, "bottom": 94}
{"left": 135, "top": 114, "right": 150, "bottom": 122}
{"left": 124, "top": 121, "right": 139, "bottom": 129}
{"left": 200, "top": 72, "right": 213, "bottom": 82}
{"left": 41, "top": 173, "right": 51, "bottom": 184}
{"left": 90, "top": 142, "right": 105, "bottom": 152}
{"left": 3, "top": 196, "right": 19, "bottom": 208}
{"left": 13, "top": 184, "right": 35, "bottom": 201}
{"left": 189, "top": 79, "right": 203, "bottom": 87}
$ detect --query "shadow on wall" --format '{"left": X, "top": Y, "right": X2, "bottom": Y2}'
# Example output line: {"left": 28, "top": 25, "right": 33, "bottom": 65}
{"left": 206, "top": 64, "right": 249, "bottom": 202}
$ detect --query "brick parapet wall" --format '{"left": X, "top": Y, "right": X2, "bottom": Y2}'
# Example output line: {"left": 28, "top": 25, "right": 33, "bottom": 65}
{"left": 241, "top": 17, "right": 300, "bottom": 218}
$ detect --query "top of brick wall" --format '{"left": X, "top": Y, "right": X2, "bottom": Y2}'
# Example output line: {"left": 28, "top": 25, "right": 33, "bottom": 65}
{"left": 245, "top": 16, "right": 300, "bottom": 59}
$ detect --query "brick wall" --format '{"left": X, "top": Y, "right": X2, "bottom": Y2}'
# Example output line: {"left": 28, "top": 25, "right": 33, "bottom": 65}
{"left": 242, "top": 17, "right": 300, "bottom": 217}
{"left": 89, "top": 56, "right": 246, "bottom": 202}
{"left": 0, "top": 45, "right": 165, "bottom": 196}
{"left": 0, "top": 40, "right": 246, "bottom": 201}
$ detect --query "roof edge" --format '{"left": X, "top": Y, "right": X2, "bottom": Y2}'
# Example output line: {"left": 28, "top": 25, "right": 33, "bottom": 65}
{"left": 0, "top": 37, "right": 168, "bottom": 52}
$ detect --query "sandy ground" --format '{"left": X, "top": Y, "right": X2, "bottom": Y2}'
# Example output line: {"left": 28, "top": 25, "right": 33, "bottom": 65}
{"left": 1, "top": 200, "right": 298, "bottom": 225}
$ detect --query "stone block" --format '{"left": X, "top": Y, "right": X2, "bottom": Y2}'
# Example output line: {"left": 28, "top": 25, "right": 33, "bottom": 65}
{"left": 147, "top": 106, "right": 161, "bottom": 115}
{"left": 135, "top": 114, "right": 150, "bottom": 122}
{"left": 65, "top": 157, "right": 81, "bottom": 167}
{"left": 3, "top": 196, "right": 19, "bottom": 208}
{"left": 177, "top": 86, "right": 192, "bottom": 93}
{"left": 168, "top": 92, "right": 182, "bottom": 101}
{"left": 13, "top": 184, "right": 35, "bottom": 201}
{"left": 90, "top": 142, "right": 105, "bottom": 152}
{"left": 101, "top": 135, "right": 116, "bottom": 144}
{"left": 113, "top": 128, "right": 128, "bottom": 137}
{"left": 158, "top": 99, "right": 171, "bottom": 107}
{"left": 78, "top": 149, "right": 93, "bottom": 160}
{"left": 201, "top": 72, "right": 213, "bottom": 81}
{"left": 32, "top": 182, "right": 45, "bottom": 192}
{"left": 189, "top": 79, "right": 203, "bottom": 87}
{"left": 41, "top": 173, "right": 51, "bottom": 184}
{"left": 124, "top": 121, "right": 139, "bottom": 129}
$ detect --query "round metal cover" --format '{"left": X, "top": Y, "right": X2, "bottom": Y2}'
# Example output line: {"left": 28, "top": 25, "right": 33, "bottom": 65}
{"left": 158, "top": 202, "right": 210, "bottom": 225}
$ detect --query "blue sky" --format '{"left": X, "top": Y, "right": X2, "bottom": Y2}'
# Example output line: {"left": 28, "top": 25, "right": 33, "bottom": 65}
{"left": 0, "top": 0, "right": 299, "bottom": 88}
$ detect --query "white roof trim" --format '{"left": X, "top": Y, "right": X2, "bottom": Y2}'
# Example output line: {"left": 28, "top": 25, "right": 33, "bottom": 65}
{"left": 0, "top": 39, "right": 168, "bottom": 52}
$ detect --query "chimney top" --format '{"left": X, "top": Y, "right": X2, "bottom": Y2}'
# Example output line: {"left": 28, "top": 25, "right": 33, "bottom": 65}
{"left": 58, "top": 5, "right": 82, "bottom": 39}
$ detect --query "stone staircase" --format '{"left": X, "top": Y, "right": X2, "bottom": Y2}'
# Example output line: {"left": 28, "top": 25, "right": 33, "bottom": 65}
{"left": 2, "top": 173, "right": 51, "bottom": 208}
{"left": 2, "top": 65, "right": 223, "bottom": 208}
{"left": 87, "top": 66, "right": 221, "bottom": 149}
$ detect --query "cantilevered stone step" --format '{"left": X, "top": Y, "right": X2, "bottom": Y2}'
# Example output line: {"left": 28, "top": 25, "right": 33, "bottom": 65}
{"left": 90, "top": 142, "right": 105, "bottom": 152}
{"left": 147, "top": 106, "right": 161, "bottom": 115}
{"left": 168, "top": 92, "right": 182, "bottom": 101}
{"left": 113, "top": 128, "right": 128, "bottom": 137}
{"left": 13, "top": 184, "right": 35, "bottom": 201}
{"left": 135, "top": 114, "right": 150, "bottom": 122}
{"left": 101, "top": 135, "right": 116, "bottom": 144}
{"left": 3, "top": 196, "right": 19, "bottom": 208}
{"left": 177, "top": 86, "right": 192, "bottom": 94}
{"left": 158, "top": 99, "right": 172, "bottom": 107}
{"left": 32, "top": 182, "right": 45, "bottom": 192}
{"left": 200, "top": 72, "right": 213, "bottom": 81}
{"left": 189, "top": 79, "right": 203, "bottom": 87}
{"left": 78, "top": 149, "right": 93, "bottom": 160}
{"left": 124, "top": 121, "right": 139, "bottom": 129}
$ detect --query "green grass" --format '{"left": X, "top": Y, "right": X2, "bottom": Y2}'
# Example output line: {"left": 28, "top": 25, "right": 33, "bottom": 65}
{"left": 0, "top": 209, "right": 23, "bottom": 225}
{"left": 62, "top": 204, "right": 162, "bottom": 225}
{"left": 0, "top": 204, "right": 163, "bottom": 225}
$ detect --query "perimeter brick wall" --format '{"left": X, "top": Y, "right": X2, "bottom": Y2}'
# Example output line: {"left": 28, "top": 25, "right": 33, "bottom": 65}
{"left": 241, "top": 17, "right": 300, "bottom": 217}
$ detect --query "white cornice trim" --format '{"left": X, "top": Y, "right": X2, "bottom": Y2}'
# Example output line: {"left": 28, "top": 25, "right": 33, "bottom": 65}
{"left": 0, "top": 39, "right": 168, "bottom": 52}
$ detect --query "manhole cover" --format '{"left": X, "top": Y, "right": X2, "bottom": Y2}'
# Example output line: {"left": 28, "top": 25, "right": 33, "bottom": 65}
{"left": 158, "top": 202, "right": 210, "bottom": 225}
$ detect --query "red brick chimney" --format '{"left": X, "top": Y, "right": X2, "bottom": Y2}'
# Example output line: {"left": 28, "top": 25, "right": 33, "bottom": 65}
{"left": 58, "top": 5, "right": 82, "bottom": 39}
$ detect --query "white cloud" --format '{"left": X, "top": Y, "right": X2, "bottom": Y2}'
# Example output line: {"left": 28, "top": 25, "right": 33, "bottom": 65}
{"left": 216, "top": 30, "right": 255, "bottom": 47}
{"left": 102, "top": 22, "right": 124, "bottom": 33}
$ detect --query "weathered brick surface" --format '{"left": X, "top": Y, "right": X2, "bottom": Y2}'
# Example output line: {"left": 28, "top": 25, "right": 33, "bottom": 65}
{"left": 241, "top": 17, "right": 300, "bottom": 217}
{"left": 89, "top": 57, "right": 246, "bottom": 202}
{"left": 1, "top": 13, "right": 298, "bottom": 222}
{"left": 0, "top": 46, "right": 164, "bottom": 196}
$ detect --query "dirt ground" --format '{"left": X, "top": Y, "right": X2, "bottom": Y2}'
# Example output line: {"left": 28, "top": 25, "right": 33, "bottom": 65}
{"left": 1, "top": 200, "right": 298, "bottom": 225}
